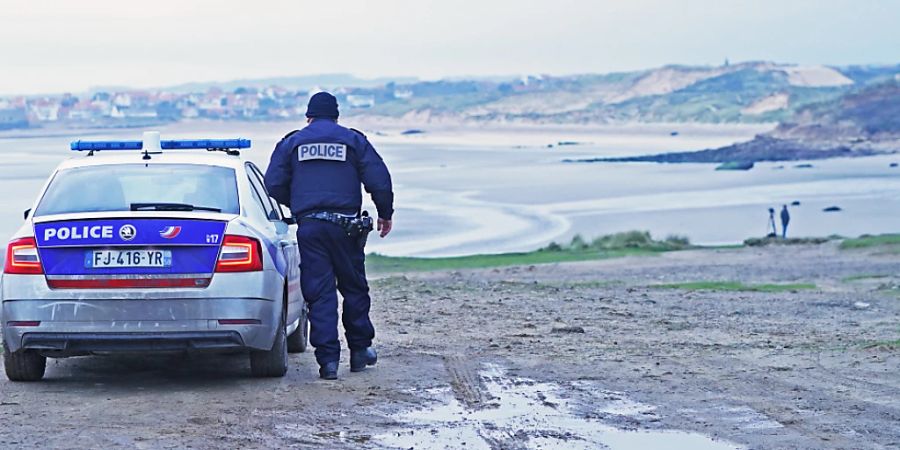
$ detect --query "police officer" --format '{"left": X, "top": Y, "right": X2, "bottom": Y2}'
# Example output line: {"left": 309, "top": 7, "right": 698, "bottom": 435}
{"left": 264, "top": 92, "right": 393, "bottom": 380}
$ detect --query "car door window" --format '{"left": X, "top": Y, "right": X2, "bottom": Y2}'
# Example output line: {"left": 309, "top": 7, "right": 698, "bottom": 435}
{"left": 245, "top": 164, "right": 279, "bottom": 221}
{"left": 247, "top": 164, "right": 283, "bottom": 220}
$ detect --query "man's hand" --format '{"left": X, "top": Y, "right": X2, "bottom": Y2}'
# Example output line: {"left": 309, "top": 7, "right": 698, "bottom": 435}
{"left": 377, "top": 218, "right": 392, "bottom": 238}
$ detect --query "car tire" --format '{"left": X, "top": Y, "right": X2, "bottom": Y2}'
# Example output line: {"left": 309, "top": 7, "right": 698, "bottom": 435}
{"left": 250, "top": 313, "right": 288, "bottom": 378}
{"left": 287, "top": 304, "right": 309, "bottom": 354}
{"left": 3, "top": 345, "right": 47, "bottom": 382}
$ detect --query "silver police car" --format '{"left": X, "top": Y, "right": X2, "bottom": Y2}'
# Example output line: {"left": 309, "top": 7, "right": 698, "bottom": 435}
{"left": 1, "top": 132, "right": 307, "bottom": 381}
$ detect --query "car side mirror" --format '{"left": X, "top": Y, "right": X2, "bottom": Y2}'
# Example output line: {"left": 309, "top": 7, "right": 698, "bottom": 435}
{"left": 23, "top": 208, "right": 31, "bottom": 220}
{"left": 282, "top": 216, "right": 296, "bottom": 225}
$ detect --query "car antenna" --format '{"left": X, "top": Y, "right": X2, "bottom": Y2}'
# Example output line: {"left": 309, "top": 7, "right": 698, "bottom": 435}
{"left": 142, "top": 131, "right": 162, "bottom": 161}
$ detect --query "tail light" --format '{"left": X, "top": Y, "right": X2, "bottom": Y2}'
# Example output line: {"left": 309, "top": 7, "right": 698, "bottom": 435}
{"left": 218, "top": 319, "right": 261, "bottom": 325}
{"left": 7, "top": 321, "right": 40, "bottom": 327}
{"left": 4, "top": 237, "right": 43, "bottom": 275}
{"left": 215, "top": 235, "right": 263, "bottom": 272}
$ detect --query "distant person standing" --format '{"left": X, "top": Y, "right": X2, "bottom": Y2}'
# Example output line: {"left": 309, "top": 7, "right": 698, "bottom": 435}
{"left": 780, "top": 205, "right": 790, "bottom": 238}
{"left": 767, "top": 208, "right": 777, "bottom": 237}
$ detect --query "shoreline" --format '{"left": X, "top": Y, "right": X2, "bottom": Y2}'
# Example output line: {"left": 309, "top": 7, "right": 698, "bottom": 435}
{"left": 573, "top": 135, "right": 898, "bottom": 164}
{"left": 0, "top": 120, "right": 774, "bottom": 149}
{"left": 366, "top": 233, "right": 898, "bottom": 273}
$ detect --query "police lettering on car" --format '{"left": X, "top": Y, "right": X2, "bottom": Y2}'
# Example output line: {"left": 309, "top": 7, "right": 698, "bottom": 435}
{"left": 43, "top": 225, "right": 115, "bottom": 242}
{"left": 264, "top": 92, "right": 394, "bottom": 380}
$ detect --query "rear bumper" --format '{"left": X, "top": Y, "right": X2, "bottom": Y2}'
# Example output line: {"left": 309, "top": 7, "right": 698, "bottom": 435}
{"left": 21, "top": 331, "right": 244, "bottom": 355}
{"left": 1, "top": 297, "right": 279, "bottom": 354}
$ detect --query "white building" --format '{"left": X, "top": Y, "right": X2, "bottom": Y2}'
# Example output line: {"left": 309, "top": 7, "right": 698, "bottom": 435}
{"left": 346, "top": 94, "right": 375, "bottom": 108}
{"left": 394, "top": 89, "right": 413, "bottom": 100}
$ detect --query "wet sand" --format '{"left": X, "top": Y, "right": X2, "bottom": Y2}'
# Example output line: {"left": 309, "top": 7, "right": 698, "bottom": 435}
{"left": 2, "top": 121, "right": 898, "bottom": 257}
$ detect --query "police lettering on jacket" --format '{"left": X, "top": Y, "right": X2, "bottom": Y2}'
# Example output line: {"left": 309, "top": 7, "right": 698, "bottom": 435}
{"left": 298, "top": 143, "right": 347, "bottom": 161}
{"left": 264, "top": 120, "right": 394, "bottom": 220}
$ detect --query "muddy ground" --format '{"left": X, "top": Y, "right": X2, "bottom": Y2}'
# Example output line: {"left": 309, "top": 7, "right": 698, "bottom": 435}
{"left": 1, "top": 243, "right": 898, "bottom": 449}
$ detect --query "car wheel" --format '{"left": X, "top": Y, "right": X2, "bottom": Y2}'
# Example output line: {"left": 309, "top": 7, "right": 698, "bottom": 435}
{"left": 287, "top": 304, "right": 309, "bottom": 354}
{"left": 250, "top": 313, "right": 288, "bottom": 378}
{"left": 3, "top": 345, "right": 46, "bottom": 382}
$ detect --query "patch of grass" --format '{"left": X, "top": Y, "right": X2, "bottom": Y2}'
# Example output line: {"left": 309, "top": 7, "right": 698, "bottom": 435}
{"left": 840, "top": 234, "right": 900, "bottom": 250}
{"left": 367, "top": 231, "right": 690, "bottom": 273}
{"left": 541, "top": 231, "right": 691, "bottom": 252}
{"left": 715, "top": 161, "right": 754, "bottom": 171}
{"left": 875, "top": 282, "right": 900, "bottom": 296}
{"left": 744, "top": 236, "right": 833, "bottom": 247}
{"left": 652, "top": 281, "right": 817, "bottom": 292}
{"left": 533, "top": 280, "right": 623, "bottom": 289}
{"left": 583, "top": 231, "right": 691, "bottom": 251}
{"left": 367, "top": 248, "right": 662, "bottom": 273}
{"left": 861, "top": 339, "right": 900, "bottom": 350}
{"left": 842, "top": 274, "right": 890, "bottom": 282}
{"left": 564, "top": 280, "right": 624, "bottom": 289}
{"left": 705, "top": 244, "right": 746, "bottom": 250}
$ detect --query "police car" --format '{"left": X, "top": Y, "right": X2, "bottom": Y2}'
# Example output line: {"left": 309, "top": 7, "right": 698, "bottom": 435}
{"left": 1, "top": 132, "right": 307, "bottom": 381}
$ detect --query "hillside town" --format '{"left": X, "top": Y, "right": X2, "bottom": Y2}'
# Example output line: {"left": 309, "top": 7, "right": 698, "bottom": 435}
{"left": 0, "top": 86, "right": 389, "bottom": 130}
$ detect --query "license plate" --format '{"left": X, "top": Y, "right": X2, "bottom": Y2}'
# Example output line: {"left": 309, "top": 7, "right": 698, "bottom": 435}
{"left": 85, "top": 250, "right": 172, "bottom": 268}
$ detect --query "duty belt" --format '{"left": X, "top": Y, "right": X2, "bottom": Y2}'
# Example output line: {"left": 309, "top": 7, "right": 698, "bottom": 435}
{"left": 302, "top": 211, "right": 375, "bottom": 248}
{"left": 303, "top": 211, "right": 356, "bottom": 225}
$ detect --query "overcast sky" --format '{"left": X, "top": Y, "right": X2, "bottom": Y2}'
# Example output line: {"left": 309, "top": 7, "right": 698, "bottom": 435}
{"left": 1, "top": 0, "right": 897, "bottom": 95}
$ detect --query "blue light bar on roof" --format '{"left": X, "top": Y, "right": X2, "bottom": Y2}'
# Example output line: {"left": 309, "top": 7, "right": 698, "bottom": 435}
{"left": 162, "top": 139, "right": 251, "bottom": 150}
{"left": 70, "top": 139, "right": 251, "bottom": 151}
{"left": 70, "top": 140, "right": 142, "bottom": 151}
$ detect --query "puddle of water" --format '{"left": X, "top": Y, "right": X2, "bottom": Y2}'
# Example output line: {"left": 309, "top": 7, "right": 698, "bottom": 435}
{"left": 275, "top": 424, "right": 372, "bottom": 445}
{"left": 375, "top": 364, "right": 742, "bottom": 450}
{"left": 572, "top": 380, "right": 659, "bottom": 419}
{"left": 679, "top": 406, "right": 784, "bottom": 431}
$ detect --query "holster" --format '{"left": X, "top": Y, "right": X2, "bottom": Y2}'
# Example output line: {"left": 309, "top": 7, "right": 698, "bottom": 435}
{"left": 304, "top": 211, "right": 374, "bottom": 249}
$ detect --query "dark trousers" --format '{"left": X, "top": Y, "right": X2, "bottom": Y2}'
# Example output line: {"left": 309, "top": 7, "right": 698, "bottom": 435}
{"left": 297, "top": 219, "right": 375, "bottom": 365}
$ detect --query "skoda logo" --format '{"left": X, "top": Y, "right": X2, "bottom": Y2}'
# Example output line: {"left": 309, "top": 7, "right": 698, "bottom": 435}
{"left": 119, "top": 224, "right": 137, "bottom": 241}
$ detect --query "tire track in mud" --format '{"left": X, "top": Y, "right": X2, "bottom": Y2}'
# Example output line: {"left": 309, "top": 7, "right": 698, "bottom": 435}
{"left": 444, "top": 355, "right": 494, "bottom": 409}
{"left": 442, "top": 356, "right": 530, "bottom": 450}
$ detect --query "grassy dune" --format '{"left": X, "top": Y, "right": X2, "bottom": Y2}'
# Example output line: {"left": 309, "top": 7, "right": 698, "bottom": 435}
{"left": 366, "top": 231, "right": 900, "bottom": 273}
{"left": 367, "top": 231, "right": 689, "bottom": 273}
{"left": 840, "top": 234, "right": 900, "bottom": 249}
{"left": 367, "top": 247, "right": 662, "bottom": 273}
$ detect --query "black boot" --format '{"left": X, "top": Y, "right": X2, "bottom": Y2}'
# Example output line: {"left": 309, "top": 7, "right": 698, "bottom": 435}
{"left": 319, "top": 361, "right": 338, "bottom": 380}
{"left": 350, "top": 347, "right": 377, "bottom": 372}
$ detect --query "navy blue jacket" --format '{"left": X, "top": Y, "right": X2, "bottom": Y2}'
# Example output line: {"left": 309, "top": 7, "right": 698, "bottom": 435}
{"left": 264, "top": 120, "right": 394, "bottom": 220}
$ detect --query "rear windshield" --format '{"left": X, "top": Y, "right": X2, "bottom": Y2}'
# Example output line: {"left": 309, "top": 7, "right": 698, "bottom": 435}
{"left": 35, "top": 164, "right": 239, "bottom": 216}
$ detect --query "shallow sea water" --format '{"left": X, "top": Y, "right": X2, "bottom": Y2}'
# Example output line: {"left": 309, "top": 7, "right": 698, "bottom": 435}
{"left": 1, "top": 124, "right": 897, "bottom": 257}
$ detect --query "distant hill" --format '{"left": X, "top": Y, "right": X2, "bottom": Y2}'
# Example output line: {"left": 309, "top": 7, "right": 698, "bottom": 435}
{"left": 13, "top": 62, "right": 897, "bottom": 132}
{"left": 578, "top": 79, "right": 900, "bottom": 164}
{"left": 345, "top": 62, "right": 898, "bottom": 124}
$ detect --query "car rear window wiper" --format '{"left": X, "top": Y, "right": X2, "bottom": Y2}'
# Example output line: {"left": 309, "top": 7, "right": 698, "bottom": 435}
{"left": 130, "top": 202, "right": 222, "bottom": 213}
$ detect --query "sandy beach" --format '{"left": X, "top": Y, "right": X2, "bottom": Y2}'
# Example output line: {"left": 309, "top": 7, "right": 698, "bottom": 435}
{"left": 2, "top": 121, "right": 899, "bottom": 258}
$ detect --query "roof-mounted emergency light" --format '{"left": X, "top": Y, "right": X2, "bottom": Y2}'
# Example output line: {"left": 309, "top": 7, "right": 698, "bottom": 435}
{"left": 70, "top": 131, "right": 251, "bottom": 155}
